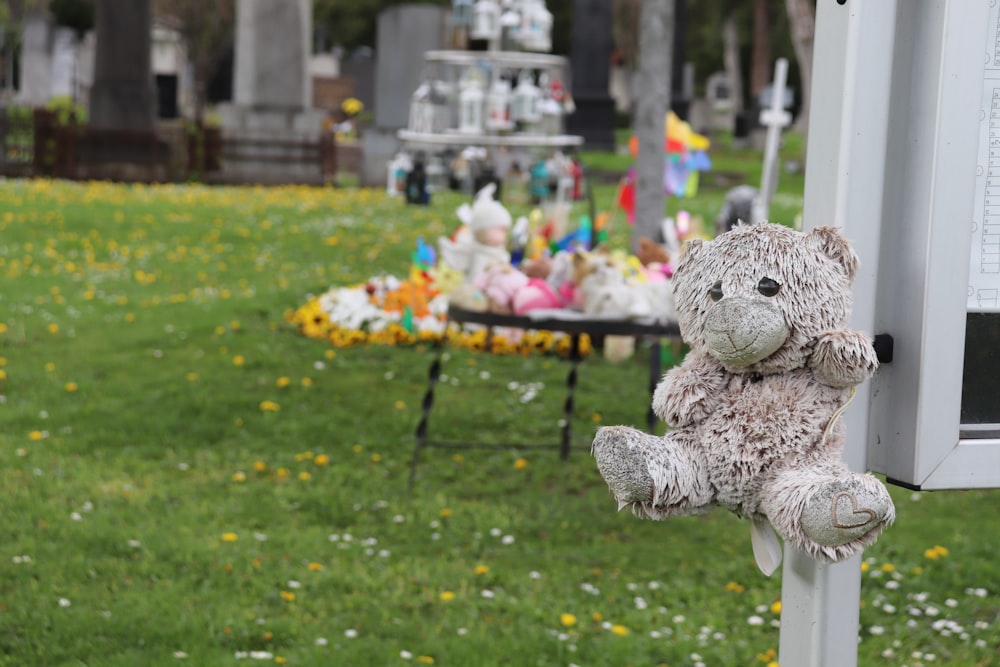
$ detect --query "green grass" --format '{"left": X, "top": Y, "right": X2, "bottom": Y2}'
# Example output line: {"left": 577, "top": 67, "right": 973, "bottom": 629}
{"left": 0, "top": 136, "right": 997, "bottom": 667}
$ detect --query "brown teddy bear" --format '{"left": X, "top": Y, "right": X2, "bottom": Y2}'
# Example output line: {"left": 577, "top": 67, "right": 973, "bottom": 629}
{"left": 592, "top": 222, "right": 894, "bottom": 574}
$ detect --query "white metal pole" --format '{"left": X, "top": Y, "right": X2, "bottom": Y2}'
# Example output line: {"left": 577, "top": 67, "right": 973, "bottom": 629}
{"left": 756, "top": 57, "right": 789, "bottom": 222}
{"left": 779, "top": 0, "right": 898, "bottom": 664}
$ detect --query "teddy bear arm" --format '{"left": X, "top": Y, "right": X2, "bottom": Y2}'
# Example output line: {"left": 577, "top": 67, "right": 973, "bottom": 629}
{"left": 652, "top": 351, "right": 728, "bottom": 427}
{"left": 809, "top": 330, "right": 879, "bottom": 388}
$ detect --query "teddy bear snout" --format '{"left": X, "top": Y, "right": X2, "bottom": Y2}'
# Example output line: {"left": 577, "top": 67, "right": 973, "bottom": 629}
{"left": 704, "top": 297, "right": 789, "bottom": 367}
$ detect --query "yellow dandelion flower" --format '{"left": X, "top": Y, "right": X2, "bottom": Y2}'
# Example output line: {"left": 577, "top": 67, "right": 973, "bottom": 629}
{"left": 770, "top": 600, "right": 782, "bottom": 614}
{"left": 233, "top": 355, "right": 245, "bottom": 366}
{"left": 440, "top": 591, "right": 456, "bottom": 602}
{"left": 232, "top": 471, "right": 246, "bottom": 482}
{"left": 276, "top": 376, "right": 290, "bottom": 387}
{"left": 280, "top": 591, "right": 295, "bottom": 602}
{"left": 0, "top": 323, "right": 7, "bottom": 334}
{"left": 230, "top": 320, "right": 241, "bottom": 330}
{"left": 325, "top": 349, "right": 336, "bottom": 359}
{"left": 253, "top": 461, "right": 267, "bottom": 472}
{"left": 45, "top": 362, "right": 55, "bottom": 372}
{"left": 301, "top": 377, "right": 313, "bottom": 387}
{"left": 560, "top": 613, "right": 577, "bottom": 627}
{"left": 416, "top": 656, "right": 434, "bottom": 664}
{"left": 0, "top": 357, "right": 5, "bottom": 366}
{"left": 767, "top": 662, "right": 779, "bottom": 667}
{"left": 592, "top": 612, "right": 603, "bottom": 622}
{"left": 276, "top": 468, "right": 289, "bottom": 479}
{"left": 860, "top": 561, "right": 870, "bottom": 573}
{"left": 610, "top": 624, "right": 629, "bottom": 636}
{"left": 124, "top": 313, "right": 135, "bottom": 322}
{"left": 314, "top": 454, "right": 330, "bottom": 466}
{"left": 440, "top": 508, "right": 453, "bottom": 518}
{"left": 352, "top": 444, "right": 363, "bottom": 453}
{"left": 28, "top": 430, "right": 46, "bottom": 441}
{"left": 452, "top": 454, "right": 464, "bottom": 464}
{"left": 307, "top": 562, "right": 324, "bottom": 571}
{"left": 591, "top": 412, "right": 602, "bottom": 423}
{"left": 724, "top": 581, "right": 745, "bottom": 593}
{"left": 214, "top": 325, "right": 225, "bottom": 335}
{"left": 474, "top": 564, "right": 489, "bottom": 575}
{"left": 0, "top": 370, "right": 6, "bottom": 380}
{"left": 394, "top": 400, "right": 406, "bottom": 410}
{"left": 911, "top": 566, "right": 924, "bottom": 575}
{"left": 259, "top": 400, "right": 280, "bottom": 412}
{"left": 275, "top": 657, "right": 286, "bottom": 665}
{"left": 880, "top": 563, "right": 895, "bottom": 573}
{"left": 514, "top": 458, "right": 528, "bottom": 470}
{"left": 371, "top": 453, "right": 382, "bottom": 463}
{"left": 221, "top": 532, "right": 238, "bottom": 542}
{"left": 47, "top": 323, "right": 59, "bottom": 334}
{"left": 298, "top": 471, "right": 311, "bottom": 481}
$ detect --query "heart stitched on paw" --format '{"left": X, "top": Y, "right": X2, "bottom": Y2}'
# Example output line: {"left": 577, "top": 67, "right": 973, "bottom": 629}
{"left": 831, "top": 491, "right": 877, "bottom": 529}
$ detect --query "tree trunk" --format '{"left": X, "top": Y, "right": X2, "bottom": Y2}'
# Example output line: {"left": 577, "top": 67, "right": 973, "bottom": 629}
{"left": 632, "top": 0, "right": 674, "bottom": 251}
{"left": 785, "top": 0, "right": 815, "bottom": 135}
{"left": 750, "top": 0, "right": 771, "bottom": 101}
{"left": 722, "top": 10, "right": 743, "bottom": 117}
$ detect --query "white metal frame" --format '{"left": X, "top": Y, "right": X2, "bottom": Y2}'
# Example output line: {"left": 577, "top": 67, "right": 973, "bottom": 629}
{"left": 862, "top": 0, "right": 996, "bottom": 490}
{"left": 780, "top": 0, "right": 995, "bottom": 664}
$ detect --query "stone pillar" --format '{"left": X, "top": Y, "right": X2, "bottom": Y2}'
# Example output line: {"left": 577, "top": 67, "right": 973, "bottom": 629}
{"left": 18, "top": 10, "right": 54, "bottom": 106}
{"left": 565, "top": 0, "right": 616, "bottom": 152}
{"left": 89, "top": 0, "right": 156, "bottom": 130}
{"left": 218, "top": 0, "right": 326, "bottom": 184}
{"left": 233, "top": 0, "right": 312, "bottom": 111}
{"left": 360, "top": 4, "right": 449, "bottom": 187}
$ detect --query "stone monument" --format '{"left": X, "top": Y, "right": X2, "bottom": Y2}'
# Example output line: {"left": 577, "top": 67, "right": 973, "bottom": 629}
{"left": 565, "top": 0, "right": 616, "bottom": 151}
{"left": 218, "top": 0, "right": 325, "bottom": 183}
{"left": 89, "top": 0, "right": 156, "bottom": 130}
{"left": 360, "top": 4, "right": 449, "bottom": 187}
{"left": 17, "top": 10, "right": 55, "bottom": 107}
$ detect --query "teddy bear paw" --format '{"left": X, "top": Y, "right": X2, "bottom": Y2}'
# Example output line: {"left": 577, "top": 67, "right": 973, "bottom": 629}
{"left": 592, "top": 426, "right": 657, "bottom": 506}
{"left": 800, "top": 476, "right": 894, "bottom": 547}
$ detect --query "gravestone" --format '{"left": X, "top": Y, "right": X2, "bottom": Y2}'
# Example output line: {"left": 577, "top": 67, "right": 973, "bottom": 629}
{"left": 17, "top": 10, "right": 54, "bottom": 106}
{"left": 565, "top": 0, "right": 616, "bottom": 151}
{"left": 51, "top": 27, "right": 79, "bottom": 100}
{"left": 218, "top": 0, "right": 326, "bottom": 183}
{"left": 89, "top": 0, "right": 156, "bottom": 130}
{"left": 360, "top": 4, "right": 449, "bottom": 186}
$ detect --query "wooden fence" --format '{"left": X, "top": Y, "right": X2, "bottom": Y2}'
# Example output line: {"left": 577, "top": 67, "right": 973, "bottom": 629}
{"left": 0, "top": 107, "right": 338, "bottom": 184}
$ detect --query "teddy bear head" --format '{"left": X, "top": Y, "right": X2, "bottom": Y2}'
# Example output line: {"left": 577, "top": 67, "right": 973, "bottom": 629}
{"left": 673, "top": 223, "right": 859, "bottom": 375}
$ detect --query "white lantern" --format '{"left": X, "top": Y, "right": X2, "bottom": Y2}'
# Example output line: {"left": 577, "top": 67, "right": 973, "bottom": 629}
{"left": 408, "top": 83, "right": 432, "bottom": 133}
{"left": 520, "top": 0, "right": 552, "bottom": 52}
{"left": 451, "top": 0, "right": 474, "bottom": 27}
{"left": 486, "top": 79, "right": 513, "bottom": 131}
{"left": 533, "top": 3, "right": 552, "bottom": 52}
{"left": 429, "top": 81, "right": 451, "bottom": 134}
{"left": 458, "top": 76, "right": 485, "bottom": 134}
{"left": 471, "top": 0, "right": 501, "bottom": 41}
{"left": 511, "top": 71, "right": 541, "bottom": 123}
{"left": 539, "top": 97, "right": 562, "bottom": 135}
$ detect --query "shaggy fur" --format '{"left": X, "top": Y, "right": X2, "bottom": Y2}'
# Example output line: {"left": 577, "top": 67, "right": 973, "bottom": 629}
{"left": 592, "top": 223, "right": 894, "bottom": 568}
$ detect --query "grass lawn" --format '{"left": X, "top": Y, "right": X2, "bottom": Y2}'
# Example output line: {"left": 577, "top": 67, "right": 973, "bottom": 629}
{"left": 0, "top": 135, "right": 997, "bottom": 667}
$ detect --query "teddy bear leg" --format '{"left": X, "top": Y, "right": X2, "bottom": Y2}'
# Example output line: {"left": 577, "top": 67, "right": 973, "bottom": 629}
{"left": 761, "top": 468, "right": 895, "bottom": 563}
{"left": 592, "top": 426, "right": 714, "bottom": 519}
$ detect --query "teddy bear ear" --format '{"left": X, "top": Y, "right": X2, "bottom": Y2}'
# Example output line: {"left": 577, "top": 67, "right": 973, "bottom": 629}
{"left": 806, "top": 226, "right": 859, "bottom": 280}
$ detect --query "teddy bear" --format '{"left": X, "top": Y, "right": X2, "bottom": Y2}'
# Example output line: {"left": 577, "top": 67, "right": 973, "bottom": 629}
{"left": 592, "top": 222, "right": 894, "bottom": 574}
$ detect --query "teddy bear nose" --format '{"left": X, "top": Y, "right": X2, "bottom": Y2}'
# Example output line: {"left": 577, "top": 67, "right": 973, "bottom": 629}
{"left": 704, "top": 297, "right": 789, "bottom": 366}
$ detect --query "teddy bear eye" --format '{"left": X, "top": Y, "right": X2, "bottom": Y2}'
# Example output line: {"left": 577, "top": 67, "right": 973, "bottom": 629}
{"left": 709, "top": 281, "right": 724, "bottom": 302}
{"left": 757, "top": 277, "right": 781, "bottom": 297}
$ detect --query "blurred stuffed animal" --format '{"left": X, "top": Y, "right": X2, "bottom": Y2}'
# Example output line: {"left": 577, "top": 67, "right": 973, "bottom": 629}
{"left": 592, "top": 223, "right": 894, "bottom": 575}
{"left": 438, "top": 184, "right": 512, "bottom": 284}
